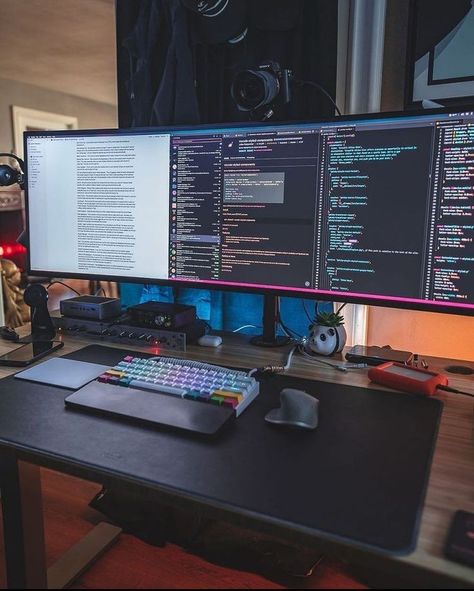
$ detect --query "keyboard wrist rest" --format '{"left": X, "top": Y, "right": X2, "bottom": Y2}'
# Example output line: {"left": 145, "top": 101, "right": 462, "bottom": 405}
{"left": 65, "top": 380, "right": 235, "bottom": 436}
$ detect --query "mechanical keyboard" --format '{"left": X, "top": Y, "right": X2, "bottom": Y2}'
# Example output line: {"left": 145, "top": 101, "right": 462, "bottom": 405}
{"left": 96, "top": 354, "right": 259, "bottom": 417}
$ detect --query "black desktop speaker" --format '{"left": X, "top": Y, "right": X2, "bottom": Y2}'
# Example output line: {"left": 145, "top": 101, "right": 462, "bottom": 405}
{"left": 24, "top": 284, "right": 56, "bottom": 341}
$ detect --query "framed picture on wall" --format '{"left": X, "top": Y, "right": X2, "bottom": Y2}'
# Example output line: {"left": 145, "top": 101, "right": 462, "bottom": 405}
{"left": 405, "top": 0, "right": 474, "bottom": 106}
{"left": 11, "top": 106, "right": 78, "bottom": 158}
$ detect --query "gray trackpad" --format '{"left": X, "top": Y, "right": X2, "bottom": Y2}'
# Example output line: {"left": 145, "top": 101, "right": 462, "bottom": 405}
{"left": 14, "top": 357, "right": 111, "bottom": 389}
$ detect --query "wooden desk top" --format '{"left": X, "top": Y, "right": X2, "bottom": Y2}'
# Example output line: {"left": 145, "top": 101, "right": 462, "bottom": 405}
{"left": 0, "top": 329, "right": 473, "bottom": 587}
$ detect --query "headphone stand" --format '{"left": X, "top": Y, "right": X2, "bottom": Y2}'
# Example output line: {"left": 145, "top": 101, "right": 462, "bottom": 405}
{"left": 22, "top": 284, "right": 56, "bottom": 341}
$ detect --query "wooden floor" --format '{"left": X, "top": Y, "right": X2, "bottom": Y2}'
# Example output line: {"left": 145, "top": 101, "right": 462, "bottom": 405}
{"left": 0, "top": 469, "right": 367, "bottom": 589}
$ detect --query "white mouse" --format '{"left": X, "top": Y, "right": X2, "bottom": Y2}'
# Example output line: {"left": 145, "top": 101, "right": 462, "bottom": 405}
{"left": 198, "top": 335, "right": 222, "bottom": 347}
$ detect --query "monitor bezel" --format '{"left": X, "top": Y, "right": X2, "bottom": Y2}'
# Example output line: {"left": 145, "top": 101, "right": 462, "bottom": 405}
{"left": 24, "top": 105, "right": 474, "bottom": 317}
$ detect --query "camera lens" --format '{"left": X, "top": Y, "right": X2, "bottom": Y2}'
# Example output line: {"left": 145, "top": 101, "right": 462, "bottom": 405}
{"left": 231, "top": 69, "right": 280, "bottom": 111}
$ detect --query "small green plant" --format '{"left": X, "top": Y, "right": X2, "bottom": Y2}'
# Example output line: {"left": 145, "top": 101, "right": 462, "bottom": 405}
{"left": 314, "top": 310, "right": 345, "bottom": 327}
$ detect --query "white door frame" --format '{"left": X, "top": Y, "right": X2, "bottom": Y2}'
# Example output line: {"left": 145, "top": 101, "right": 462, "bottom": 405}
{"left": 0, "top": 271, "right": 4, "bottom": 326}
{"left": 336, "top": 0, "right": 387, "bottom": 345}
{"left": 12, "top": 106, "right": 78, "bottom": 158}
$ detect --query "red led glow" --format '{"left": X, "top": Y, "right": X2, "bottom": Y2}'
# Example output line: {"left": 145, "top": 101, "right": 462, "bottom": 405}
{"left": 0, "top": 243, "right": 27, "bottom": 258}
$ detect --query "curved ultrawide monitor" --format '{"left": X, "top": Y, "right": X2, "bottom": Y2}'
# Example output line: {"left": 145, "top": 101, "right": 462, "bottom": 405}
{"left": 25, "top": 107, "right": 474, "bottom": 315}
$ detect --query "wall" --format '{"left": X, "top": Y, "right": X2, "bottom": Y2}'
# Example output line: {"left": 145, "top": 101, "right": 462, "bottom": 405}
{"left": 380, "top": 0, "right": 410, "bottom": 112}
{"left": 367, "top": 306, "right": 474, "bottom": 360}
{"left": 0, "top": 77, "right": 117, "bottom": 152}
{"left": 362, "top": 2, "right": 474, "bottom": 363}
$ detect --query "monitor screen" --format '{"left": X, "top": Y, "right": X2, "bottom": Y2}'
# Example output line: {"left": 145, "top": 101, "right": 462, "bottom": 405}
{"left": 25, "top": 108, "right": 474, "bottom": 315}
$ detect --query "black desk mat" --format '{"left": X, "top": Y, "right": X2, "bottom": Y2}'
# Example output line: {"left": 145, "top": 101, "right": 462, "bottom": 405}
{"left": 0, "top": 344, "right": 443, "bottom": 555}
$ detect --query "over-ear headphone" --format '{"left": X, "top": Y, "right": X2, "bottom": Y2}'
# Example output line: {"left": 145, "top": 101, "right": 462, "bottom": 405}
{"left": 0, "top": 153, "right": 25, "bottom": 189}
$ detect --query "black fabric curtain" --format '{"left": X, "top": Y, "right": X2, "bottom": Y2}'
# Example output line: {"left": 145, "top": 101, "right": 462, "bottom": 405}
{"left": 116, "top": 0, "right": 339, "bottom": 128}
{"left": 115, "top": 0, "right": 338, "bottom": 333}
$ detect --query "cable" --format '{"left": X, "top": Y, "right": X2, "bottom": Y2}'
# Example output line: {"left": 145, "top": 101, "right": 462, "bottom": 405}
{"left": 94, "top": 286, "right": 106, "bottom": 297}
{"left": 277, "top": 300, "right": 358, "bottom": 373}
{"left": 437, "top": 385, "right": 474, "bottom": 399}
{"left": 279, "top": 318, "right": 300, "bottom": 340}
{"left": 284, "top": 344, "right": 298, "bottom": 370}
{"left": 294, "top": 79, "right": 342, "bottom": 116}
{"left": 248, "top": 343, "right": 298, "bottom": 377}
{"left": 232, "top": 324, "right": 260, "bottom": 333}
{"left": 298, "top": 345, "right": 348, "bottom": 372}
{"left": 45, "top": 280, "right": 81, "bottom": 296}
{"left": 302, "top": 299, "right": 314, "bottom": 323}
{"left": 279, "top": 317, "right": 302, "bottom": 340}
{"left": 298, "top": 344, "right": 367, "bottom": 372}
{"left": 248, "top": 299, "right": 356, "bottom": 377}
{"left": 276, "top": 298, "right": 303, "bottom": 339}
{"left": 196, "top": 316, "right": 212, "bottom": 334}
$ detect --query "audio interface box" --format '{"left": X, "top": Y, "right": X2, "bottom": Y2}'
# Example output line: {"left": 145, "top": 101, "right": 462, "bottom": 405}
{"left": 127, "top": 301, "right": 196, "bottom": 329}
{"left": 51, "top": 314, "right": 206, "bottom": 352}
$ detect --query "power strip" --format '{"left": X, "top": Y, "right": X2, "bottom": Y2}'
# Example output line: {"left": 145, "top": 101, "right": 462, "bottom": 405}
{"left": 51, "top": 316, "right": 203, "bottom": 352}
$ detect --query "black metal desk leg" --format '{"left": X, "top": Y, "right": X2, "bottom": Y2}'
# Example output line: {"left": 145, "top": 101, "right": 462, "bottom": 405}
{"left": 0, "top": 454, "right": 48, "bottom": 589}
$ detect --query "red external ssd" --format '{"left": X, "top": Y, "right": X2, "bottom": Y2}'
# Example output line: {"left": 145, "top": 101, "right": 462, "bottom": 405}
{"left": 368, "top": 362, "right": 448, "bottom": 396}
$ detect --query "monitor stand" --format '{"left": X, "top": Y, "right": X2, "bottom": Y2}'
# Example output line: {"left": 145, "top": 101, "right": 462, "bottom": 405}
{"left": 250, "top": 294, "right": 291, "bottom": 348}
